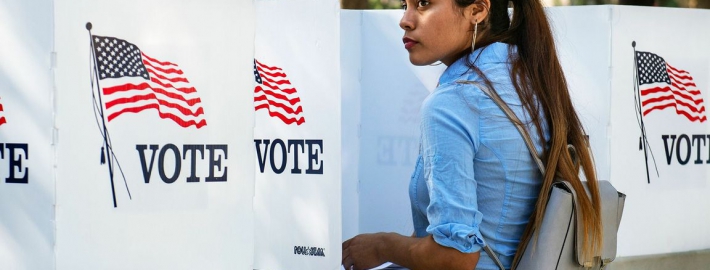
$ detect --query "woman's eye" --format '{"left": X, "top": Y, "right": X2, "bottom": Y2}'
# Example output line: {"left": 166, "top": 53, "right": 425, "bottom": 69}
{"left": 417, "top": 0, "right": 429, "bottom": 8}
{"left": 401, "top": 0, "right": 407, "bottom": 10}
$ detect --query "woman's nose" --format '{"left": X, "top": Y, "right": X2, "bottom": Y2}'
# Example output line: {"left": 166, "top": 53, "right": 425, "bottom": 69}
{"left": 399, "top": 9, "right": 415, "bottom": 31}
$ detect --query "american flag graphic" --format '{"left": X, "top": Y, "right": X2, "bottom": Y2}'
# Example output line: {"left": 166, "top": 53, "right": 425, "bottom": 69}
{"left": 0, "top": 97, "right": 6, "bottom": 127}
{"left": 253, "top": 59, "right": 305, "bottom": 125}
{"left": 636, "top": 51, "right": 706, "bottom": 122}
{"left": 92, "top": 35, "right": 207, "bottom": 128}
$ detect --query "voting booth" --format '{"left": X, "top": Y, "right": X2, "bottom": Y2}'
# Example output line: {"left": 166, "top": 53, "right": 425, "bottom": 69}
{"left": 1, "top": 2, "right": 710, "bottom": 269}
{"left": 52, "top": 0, "right": 257, "bottom": 269}
{"left": 253, "top": 0, "right": 341, "bottom": 269}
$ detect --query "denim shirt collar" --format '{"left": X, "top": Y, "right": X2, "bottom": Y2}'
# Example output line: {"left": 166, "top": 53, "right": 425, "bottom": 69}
{"left": 438, "top": 42, "right": 514, "bottom": 86}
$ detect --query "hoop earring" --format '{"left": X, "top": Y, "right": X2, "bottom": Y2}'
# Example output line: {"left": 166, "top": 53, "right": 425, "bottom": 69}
{"left": 471, "top": 20, "right": 478, "bottom": 52}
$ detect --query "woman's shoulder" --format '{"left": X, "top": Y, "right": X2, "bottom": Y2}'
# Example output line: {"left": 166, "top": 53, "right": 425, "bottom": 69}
{"left": 419, "top": 82, "right": 507, "bottom": 133}
{"left": 427, "top": 79, "right": 517, "bottom": 110}
{"left": 422, "top": 82, "right": 483, "bottom": 115}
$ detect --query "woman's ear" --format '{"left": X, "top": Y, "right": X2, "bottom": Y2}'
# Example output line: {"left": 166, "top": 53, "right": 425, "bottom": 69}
{"left": 464, "top": 0, "right": 490, "bottom": 25}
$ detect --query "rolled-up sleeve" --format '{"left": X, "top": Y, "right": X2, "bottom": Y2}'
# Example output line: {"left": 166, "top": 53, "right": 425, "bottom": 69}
{"left": 421, "top": 85, "right": 485, "bottom": 253}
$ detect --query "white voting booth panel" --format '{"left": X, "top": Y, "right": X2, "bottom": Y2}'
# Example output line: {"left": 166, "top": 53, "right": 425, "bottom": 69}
{"left": 253, "top": 0, "right": 342, "bottom": 269}
{"left": 0, "top": 0, "right": 55, "bottom": 269}
{"left": 341, "top": 11, "right": 445, "bottom": 239}
{"left": 54, "top": 0, "right": 255, "bottom": 269}
{"left": 344, "top": 6, "right": 710, "bottom": 258}
{"left": 341, "top": 10, "right": 363, "bottom": 241}
{"left": 609, "top": 6, "right": 710, "bottom": 256}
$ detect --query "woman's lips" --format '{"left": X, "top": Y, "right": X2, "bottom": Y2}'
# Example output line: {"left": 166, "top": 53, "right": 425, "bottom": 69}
{"left": 403, "top": 37, "right": 418, "bottom": 50}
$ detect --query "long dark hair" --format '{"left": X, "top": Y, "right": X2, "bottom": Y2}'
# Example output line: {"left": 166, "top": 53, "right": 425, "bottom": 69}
{"left": 455, "top": 0, "right": 603, "bottom": 266}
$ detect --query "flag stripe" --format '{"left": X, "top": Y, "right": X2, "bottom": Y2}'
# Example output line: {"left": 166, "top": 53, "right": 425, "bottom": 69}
{"left": 254, "top": 94, "right": 303, "bottom": 114}
{"left": 102, "top": 82, "right": 202, "bottom": 105}
{"left": 146, "top": 68, "right": 190, "bottom": 83}
{"left": 149, "top": 77, "right": 196, "bottom": 94}
{"left": 255, "top": 86, "right": 302, "bottom": 105}
{"left": 144, "top": 61, "right": 185, "bottom": 75}
{"left": 261, "top": 80, "right": 297, "bottom": 94}
{"left": 105, "top": 93, "right": 205, "bottom": 116}
{"left": 256, "top": 66, "right": 287, "bottom": 78}
{"left": 141, "top": 53, "right": 178, "bottom": 67}
{"left": 668, "top": 71, "right": 694, "bottom": 82}
{"left": 143, "top": 52, "right": 183, "bottom": 73}
{"left": 107, "top": 103, "right": 207, "bottom": 128}
{"left": 259, "top": 73, "right": 292, "bottom": 85}
{"left": 255, "top": 60, "right": 283, "bottom": 71}
{"left": 255, "top": 104, "right": 305, "bottom": 125}
{"left": 667, "top": 64, "right": 691, "bottom": 76}
{"left": 667, "top": 64, "right": 689, "bottom": 75}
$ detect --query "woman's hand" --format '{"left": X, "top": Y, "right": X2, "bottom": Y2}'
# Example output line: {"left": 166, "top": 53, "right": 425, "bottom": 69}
{"left": 342, "top": 233, "right": 388, "bottom": 270}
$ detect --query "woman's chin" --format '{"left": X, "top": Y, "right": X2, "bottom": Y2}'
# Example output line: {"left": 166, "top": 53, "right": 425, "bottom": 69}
{"left": 408, "top": 55, "right": 436, "bottom": 66}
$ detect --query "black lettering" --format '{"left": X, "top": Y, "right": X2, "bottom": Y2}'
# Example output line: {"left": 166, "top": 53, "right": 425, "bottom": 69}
{"left": 255, "top": 140, "right": 270, "bottom": 173}
{"left": 183, "top": 145, "right": 205, "bottom": 182}
{"left": 270, "top": 139, "right": 287, "bottom": 174}
{"left": 662, "top": 135, "right": 677, "bottom": 165}
{"left": 677, "top": 134, "right": 691, "bottom": 165}
{"left": 5, "top": 143, "right": 28, "bottom": 184}
{"left": 305, "top": 140, "right": 323, "bottom": 174}
{"left": 206, "top": 145, "right": 228, "bottom": 182}
{"left": 158, "top": 144, "right": 181, "bottom": 183}
{"left": 692, "top": 135, "right": 706, "bottom": 164}
{"left": 288, "top": 140, "right": 305, "bottom": 174}
{"left": 706, "top": 135, "right": 710, "bottom": 164}
{"left": 137, "top": 144, "right": 160, "bottom": 183}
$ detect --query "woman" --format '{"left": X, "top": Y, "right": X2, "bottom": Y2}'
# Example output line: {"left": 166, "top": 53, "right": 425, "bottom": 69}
{"left": 342, "top": 0, "right": 602, "bottom": 269}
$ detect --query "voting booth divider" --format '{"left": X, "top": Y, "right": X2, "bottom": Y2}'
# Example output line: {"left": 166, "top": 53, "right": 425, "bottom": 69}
{"left": 253, "top": 0, "right": 341, "bottom": 269}
{"left": 0, "top": 0, "right": 54, "bottom": 269}
{"left": 1, "top": 2, "right": 709, "bottom": 270}
{"left": 53, "top": 0, "right": 257, "bottom": 269}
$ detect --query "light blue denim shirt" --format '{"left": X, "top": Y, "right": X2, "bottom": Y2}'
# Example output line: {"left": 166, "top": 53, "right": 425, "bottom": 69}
{"left": 409, "top": 42, "right": 549, "bottom": 269}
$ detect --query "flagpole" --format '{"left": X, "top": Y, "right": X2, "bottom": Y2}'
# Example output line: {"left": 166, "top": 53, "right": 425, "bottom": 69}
{"left": 632, "top": 41, "right": 651, "bottom": 184}
{"left": 87, "top": 22, "right": 118, "bottom": 207}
